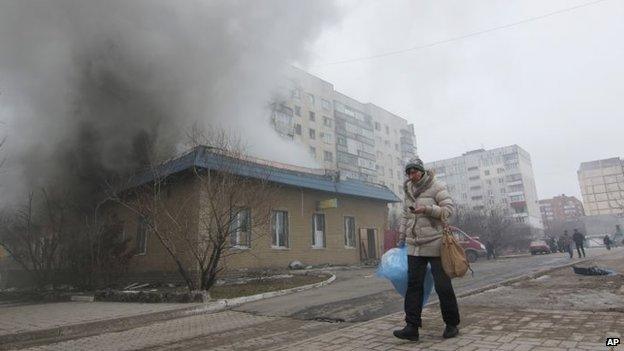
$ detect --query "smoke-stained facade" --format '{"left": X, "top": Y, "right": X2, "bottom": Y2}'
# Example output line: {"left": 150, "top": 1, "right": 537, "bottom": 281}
{"left": 271, "top": 67, "right": 417, "bottom": 199}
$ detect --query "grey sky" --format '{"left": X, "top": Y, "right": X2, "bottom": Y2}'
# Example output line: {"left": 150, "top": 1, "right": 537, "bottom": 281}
{"left": 306, "top": 0, "right": 624, "bottom": 200}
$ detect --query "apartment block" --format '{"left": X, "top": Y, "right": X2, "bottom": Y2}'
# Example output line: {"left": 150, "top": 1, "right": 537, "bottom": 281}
{"left": 271, "top": 66, "right": 417, "bottom": 199}
{"left": 425, "top": 145, "right": 543, "bottom": 229}
{"left": 578, "top": 157, "right": 624, "bottom": 215}
{"left": 538, "top": 194, "right": 585, "bottom": 232}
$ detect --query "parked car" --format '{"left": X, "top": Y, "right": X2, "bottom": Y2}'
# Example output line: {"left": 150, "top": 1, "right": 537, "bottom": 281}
{"left": 383, "top": 227, "right": 486, "bottom": 262}
{"left": 449, "top": 226, "right": 487, "bottom": 263}
{"left": 529, "top": 240, "right": 551, "bottom": 255}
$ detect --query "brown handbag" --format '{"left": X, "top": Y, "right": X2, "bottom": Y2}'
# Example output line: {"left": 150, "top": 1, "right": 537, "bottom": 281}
{"left": 440, "top": 220, "right": 472, "bottom": 279}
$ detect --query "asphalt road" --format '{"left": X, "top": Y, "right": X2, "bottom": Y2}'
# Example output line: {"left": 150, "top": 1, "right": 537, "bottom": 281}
{"left": 19, "top": 248, "right": 612, "bottom": 351}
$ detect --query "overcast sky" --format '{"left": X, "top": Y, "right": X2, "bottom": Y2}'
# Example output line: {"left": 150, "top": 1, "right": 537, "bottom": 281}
{"left": 304, "top": 0, "right": 623, "bottom": 200}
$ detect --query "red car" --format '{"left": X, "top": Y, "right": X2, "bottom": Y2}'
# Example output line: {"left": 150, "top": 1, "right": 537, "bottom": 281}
{"left": 449, "top": 226, "right": 487, "bottom": 263}
{"left": 384, "top": 227, "right": 487, "bottom": 262}
{"left": 529, "top": 240, "right": 551, "bottom": 255}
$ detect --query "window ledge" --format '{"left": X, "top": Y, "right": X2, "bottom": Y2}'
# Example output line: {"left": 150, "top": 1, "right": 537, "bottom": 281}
{"left": 344, "top": 246, "right": 356, "bottom": 250}
{"left": 271, "top": 246, "right": 290, "bottom": 251}
{"left": 311, "top": 246, "right": 325, "bottom": 250}
{"left": 230, "top": 245, "right": 250, "bottom": 251}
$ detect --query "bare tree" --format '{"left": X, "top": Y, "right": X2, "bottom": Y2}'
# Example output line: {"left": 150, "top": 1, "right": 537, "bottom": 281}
{"left": 452, "top": 206, "right": 529, "bottom": 252}
{"left": 110, "top": 128, "right": 276, "bottom": 292}
{"left": 0, "top": 191, "right": 67, "bottom": 288}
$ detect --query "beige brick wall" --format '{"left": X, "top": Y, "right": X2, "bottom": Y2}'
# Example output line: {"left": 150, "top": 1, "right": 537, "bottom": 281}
{"left": 114, "top": 173, "right": 201, "bottom": 275}
{"left": 117, "top": 175, "right": 390, "bottom": 277}
{"left": 218, "top": 186, "right": 389, "bottom": 271}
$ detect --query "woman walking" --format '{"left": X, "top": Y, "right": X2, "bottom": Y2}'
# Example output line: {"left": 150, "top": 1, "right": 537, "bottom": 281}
{"left": 394, "top": 157, "right": 460, "bottom": 342}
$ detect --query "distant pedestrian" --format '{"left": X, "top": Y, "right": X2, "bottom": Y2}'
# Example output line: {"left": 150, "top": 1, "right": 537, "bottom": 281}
{"left": 485, "top": 241, "right": 496, "bottom": 260}
{"left": 562, "top": 231, "right": 573, "bottom": 259}
{"left": 394, "top": 158, "right": 460, "bottom": 342}
{"left": 603, "top": 235, "right": 612, "bottom": 250}
{"left": 572, "top": 229, "right": 586, "bottom": 258}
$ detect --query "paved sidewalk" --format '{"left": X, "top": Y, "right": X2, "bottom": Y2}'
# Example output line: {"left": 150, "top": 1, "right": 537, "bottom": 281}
{"left": 0, "top": 301, "right": 199, "bottom": 336}
{"left": 272, "top": 305, "right": 623, "bottom": 351}
{"left": 274, "top": 250, "right": 624, "bottom": 351}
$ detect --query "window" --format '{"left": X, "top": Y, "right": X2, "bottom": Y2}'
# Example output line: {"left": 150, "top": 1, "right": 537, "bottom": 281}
{"left": 469, "top": 176, "right": 480, "bottom": 181}
{"left": 497, "top": 168, "right": 505, "bottom": 174}
{"left": 229, "top": 208, "right": 251, "bottom": 248}
{"left": 324, "top": 151, "right": 333, "bottom": 162}
{"left": 486, "top": 180, "right": 492, "bottom": 185}
{"left": 375, "top": 122, "right": 381, "bottom": 131}
{"left": 344, "top": 216, "right": 356, "bottom": 247}
{"left": 309, "top": 111, "right": 316, "bottom": 121}
{"left": 312, "top": 214, "right": 326, "bottom": 248}
{"left": 323, "top": 116, "right": 333, "bottom": 127}
{"left": 471, "top": 196, "right": 483, "bottom": 201}
{"left": 321, "top": 132, "right": 333, "bottom": 144}
{"left": 271, "top": 211, "right": 289, "bottom": 248}
{"left": 307, "top": 93, "right": 315, "bottom": 106}
{"left": 292, "top": 89, "right": 301, "bottom": 99}
{"left": 484, "top": 170, "right": 490, "bottom": 176}
{"left": 509, "top": 184, "right": 524, "bottom": 192}
{"left": 136, "top": 216, "right": 149, "bottom": 255}
{"left": 294, "top": 106, "right": 301, "bottom": 116}
{"left": 394, "top": 144, "right": 399, "bottom": 151}
{"left": 294, "top": 124, "right": 302, "bottom": 135}
{"left": 309, "top": 129, "right": 316, "bottom": 140}
{"left": 498, "top": 178, "right": 504, "bottom": 184}
{"left": 309, "top": 146, "right": 316, "bottom": 156}
{"left": 321, "top": 99, "right": 331, "bottom": 111}
{"left": 385, "top": 125, "right": 389, "bottom": 134}
{"left": 500, "top": 188, "right": 506, "bottom": 193}
{"left": 510, "top": 194, "right": 525, "bottom": 202}
{"left": 470, "top": 186, "right": 482, "bottom": 191}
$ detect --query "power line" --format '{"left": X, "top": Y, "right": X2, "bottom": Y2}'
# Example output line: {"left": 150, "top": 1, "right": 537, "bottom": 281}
{"left": 314, "top": 0, "right": 610, "bottom": 67}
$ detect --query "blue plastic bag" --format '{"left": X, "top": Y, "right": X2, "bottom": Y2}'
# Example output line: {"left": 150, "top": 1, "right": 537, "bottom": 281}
{"left": 376, "top": 246, "right": 434, "bottom": 305}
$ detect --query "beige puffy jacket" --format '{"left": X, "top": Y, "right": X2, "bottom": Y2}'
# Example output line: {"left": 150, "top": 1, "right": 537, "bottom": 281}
{"left": 398, "top": 171, "right": 455, "bottom": 257}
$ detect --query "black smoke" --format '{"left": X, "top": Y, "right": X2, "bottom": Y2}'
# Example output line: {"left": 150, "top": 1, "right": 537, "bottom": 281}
{"left": 0, "top": 0, "right": 338, "bottom": 207}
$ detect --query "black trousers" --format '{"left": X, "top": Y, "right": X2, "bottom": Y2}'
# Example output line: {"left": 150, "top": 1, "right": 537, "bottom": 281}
{"left": 575, "top": 242, "right": 586, "bottom": 258}
{"left": 405, "top": 256, "right": 460, "bottom": 328}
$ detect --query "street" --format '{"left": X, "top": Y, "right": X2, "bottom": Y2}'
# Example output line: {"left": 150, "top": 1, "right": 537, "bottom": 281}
{"left": 11, "top": 249, "right": 609, "bottom": 351}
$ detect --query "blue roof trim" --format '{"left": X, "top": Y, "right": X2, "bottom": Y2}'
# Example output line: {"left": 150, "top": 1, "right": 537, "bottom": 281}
{"left": 130, "top": 146, "right": 401, "bottom": 203}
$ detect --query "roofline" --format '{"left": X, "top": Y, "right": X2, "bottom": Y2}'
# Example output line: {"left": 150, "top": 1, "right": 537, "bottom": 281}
{"left": 125, "top": 146, "right": 400, "bottom": 203}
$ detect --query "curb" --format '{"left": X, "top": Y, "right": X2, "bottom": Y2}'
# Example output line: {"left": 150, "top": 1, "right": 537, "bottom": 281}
{"left": 0, "top": 273, "right": 336, "bottom": 350}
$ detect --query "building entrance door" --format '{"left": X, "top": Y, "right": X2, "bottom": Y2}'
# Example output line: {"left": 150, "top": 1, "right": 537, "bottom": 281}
{"left": 359, "top": 228, "right": 380, "bottom": 261}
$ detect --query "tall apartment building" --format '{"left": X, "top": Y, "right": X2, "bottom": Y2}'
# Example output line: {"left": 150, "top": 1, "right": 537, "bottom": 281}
{"left": 271, "top": 66, "right": 417, "bottom": 200}
{"left": 578, "top": 157, "right": 624, "bottom": 215}
{"left": 425, "top": 145, "right": 543, "bottom": 229}
{"left": 538, "top": 194, "right": 585, "bottom": 232}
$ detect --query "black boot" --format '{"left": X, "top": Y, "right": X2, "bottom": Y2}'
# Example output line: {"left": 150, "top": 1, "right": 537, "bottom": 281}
{"left": 443, "top": 325, "right": 459, "bottom": 339}
{"left": 393, "top": 324, "right": 419, "bottom": 341}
